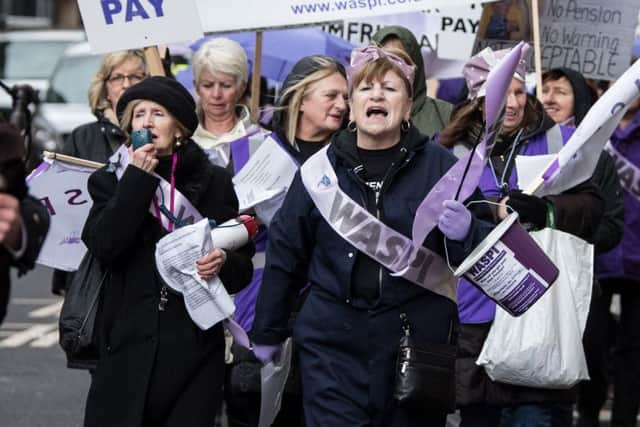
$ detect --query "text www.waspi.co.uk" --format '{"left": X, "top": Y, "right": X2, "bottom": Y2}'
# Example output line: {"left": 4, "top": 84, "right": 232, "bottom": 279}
{"left": 290, "top": 0, "right": 424, "bottom": 15}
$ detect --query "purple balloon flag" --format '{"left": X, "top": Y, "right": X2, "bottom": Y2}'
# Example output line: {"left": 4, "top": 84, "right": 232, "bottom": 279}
{"left": 410, "top": 42, "right": 527, "bottom": 248}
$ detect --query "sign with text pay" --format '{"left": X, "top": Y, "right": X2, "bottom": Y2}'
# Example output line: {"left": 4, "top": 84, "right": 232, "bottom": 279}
{"left": 77, "top": 0, "right": 203, "bottom": 53}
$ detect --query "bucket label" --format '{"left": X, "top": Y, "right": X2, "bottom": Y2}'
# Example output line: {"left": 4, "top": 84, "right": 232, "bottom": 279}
{"left": 465, "top": 241, "right": 549, "bottom": 315}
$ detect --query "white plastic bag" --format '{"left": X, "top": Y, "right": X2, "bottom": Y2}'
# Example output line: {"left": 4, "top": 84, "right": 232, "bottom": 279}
{"left": 476, "top": 228, "right": 593, "bottom": 389}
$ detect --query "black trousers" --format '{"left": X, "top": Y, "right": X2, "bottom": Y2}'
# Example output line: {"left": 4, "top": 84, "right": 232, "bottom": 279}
{"left": 578, "top": 279, "right": 640, "bottom": 427}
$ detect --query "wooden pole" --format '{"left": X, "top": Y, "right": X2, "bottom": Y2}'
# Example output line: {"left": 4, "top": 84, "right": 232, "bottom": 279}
{"left": 250, "top": 31, "right": 263, "bottom": 123}
{"left": 43, "top": 151, "right": 104, "bottom": 169}
{"left": 531, "top": 0, "right": 543, "bottom": 101}
{"left": 144, "top": 46, "right": 166, "bottom": 77}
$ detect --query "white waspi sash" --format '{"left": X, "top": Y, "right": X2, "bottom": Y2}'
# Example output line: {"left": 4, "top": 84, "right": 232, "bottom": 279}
{"left": 109, "top": 145, "right": 203, "bottom": 229}
{"left": 300, "top": 146, "right": 456, "bottom": 302}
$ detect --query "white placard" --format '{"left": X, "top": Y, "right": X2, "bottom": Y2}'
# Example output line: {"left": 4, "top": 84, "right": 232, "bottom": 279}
{"left": 27, "top": 160, "right": 95, "bottom": 271}
{"left": 77, "top": 0, "right": 203, "bottom": 53}
{"left": 539, "top": 0, "right": 638, "bottom": 80}
{"left": 197, "top": 0, "right": 485, "bottom": 33}
{"left": 232, "top": 135, "right": 298, "bottom": 214}
{"left": 319, "top": 5, "right": 483, "bottom": 78}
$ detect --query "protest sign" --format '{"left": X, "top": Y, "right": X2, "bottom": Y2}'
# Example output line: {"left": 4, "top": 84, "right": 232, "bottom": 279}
{"left": 27, "top": 159, "right": 97, "bottom": 271}
{"left": 197, "top": 0, "right": 484, "bottom": 33}
{"left": 77, "top": 0, "right": 203, "bottom": 53}
{"left": 319, "top": 5, "right": 483, "bottom": 78}
{"left": 539, "top": 0, "right": 638, "bottom": 80}
{"left": 473, "top": 0, "right": 534, "bottom": 65}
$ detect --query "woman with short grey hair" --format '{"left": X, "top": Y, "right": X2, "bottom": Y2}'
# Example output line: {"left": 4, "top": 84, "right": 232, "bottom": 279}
{"left": 190, "top": 37, "right": 266, "bottom": 168}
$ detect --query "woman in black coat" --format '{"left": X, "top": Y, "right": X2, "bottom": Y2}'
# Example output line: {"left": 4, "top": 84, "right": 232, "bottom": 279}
{"left": 82, "top": 76, "right": 254, "bottom": 427}
{"left": 52, "top": 49, "right": 147, "bottom": 296}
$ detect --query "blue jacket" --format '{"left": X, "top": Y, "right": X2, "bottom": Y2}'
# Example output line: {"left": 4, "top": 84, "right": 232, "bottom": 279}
{"left": 251, "top": 127, "right": 494, "bottom": 346}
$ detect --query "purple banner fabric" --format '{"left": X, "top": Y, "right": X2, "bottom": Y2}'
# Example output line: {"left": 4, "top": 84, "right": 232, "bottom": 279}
{"left": 26, "top": 160, "right": 52, "bottom": 183}
{"left": 229, "top": 125, "right": 264, "bottom": 174}
{"left": 224, "top": 318, "right": 251, "bottom": 350}
{"left": 230, "top": 136, "right": 251, "bottom": 174}
{"left": 411, "top": 42, "right": 527, "bottom": 248}
{"left": 233, "top": 269, "right": 264, "bottom": 332}
{"left": 232, "top": 225, "right": 268, "bottom": 331}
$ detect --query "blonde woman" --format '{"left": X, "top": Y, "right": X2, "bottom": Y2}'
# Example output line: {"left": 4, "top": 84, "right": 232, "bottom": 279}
{"left": 271, "top": 54, "right": 348, "bottom": 162}
{"left": 63, "top": 49, "right": 147, "bottom": 162}
{"left": 222, "top": 54, "right": 348, "bottom": 427}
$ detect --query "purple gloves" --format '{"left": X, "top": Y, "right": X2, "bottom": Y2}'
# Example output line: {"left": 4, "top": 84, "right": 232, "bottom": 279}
{"left": 252, "top": 343, "right": 280, "bottom": 365}
{"left": 438, "top": 200, "right": 472, "bottom": 241}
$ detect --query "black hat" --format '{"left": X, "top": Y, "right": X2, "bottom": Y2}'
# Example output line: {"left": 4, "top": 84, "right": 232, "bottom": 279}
{"left": 116, "top": 76, "right": 198, "bottom": 134}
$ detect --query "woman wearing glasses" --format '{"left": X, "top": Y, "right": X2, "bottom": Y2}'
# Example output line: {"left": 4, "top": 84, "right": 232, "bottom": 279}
{"left": 51, "top": 50, "right": 147, "bottom": 296}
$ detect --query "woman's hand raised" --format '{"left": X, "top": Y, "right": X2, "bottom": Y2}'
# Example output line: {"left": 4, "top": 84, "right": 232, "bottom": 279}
{"left": 129, "top": 143, "right": 158, "bottom": 174}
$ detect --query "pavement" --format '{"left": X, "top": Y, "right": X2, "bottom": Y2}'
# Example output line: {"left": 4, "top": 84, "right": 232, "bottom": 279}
{"left": 0, "top": 265, "right": 622, "bottom": 427}
{"left": 0, "top": 266, "right": 88, "bottom": 427}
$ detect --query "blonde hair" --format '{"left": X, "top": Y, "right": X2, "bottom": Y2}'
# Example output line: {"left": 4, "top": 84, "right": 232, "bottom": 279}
{"left": 119, "top": 99, "right": 191, "bottom": 145}
{"left": 87, "top": 50, "right": 146, "bottom": 115}
{"left": 350, "top": 46, "right": 414, "bottom": 98}
{"left": 279, "top": 57, "right": 345, "bottom": 145}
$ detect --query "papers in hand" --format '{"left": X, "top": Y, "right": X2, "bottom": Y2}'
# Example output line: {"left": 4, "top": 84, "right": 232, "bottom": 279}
{"left": 233, "top": 136, "right": 298, "bottom": 224}
{"left": 259, "top": 338, "right": 293, "bottom": 427}
{"left": 155, "top": 218, "right": 235, "bottom": 330}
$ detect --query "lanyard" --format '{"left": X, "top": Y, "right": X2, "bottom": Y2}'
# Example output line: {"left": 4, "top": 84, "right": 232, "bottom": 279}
{"left": 152, "top": 151, "right": 178, "bottom": 232}
{"left": 488, "top": 128, "right": 523, "bottom": 195}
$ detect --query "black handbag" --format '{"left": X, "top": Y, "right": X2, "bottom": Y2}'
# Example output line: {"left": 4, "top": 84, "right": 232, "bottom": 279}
{"left": 394, "top": 313, "right": 457, "bottom": 412}
{"left": 58, "top": 253, "right": 107, "bottom": 370}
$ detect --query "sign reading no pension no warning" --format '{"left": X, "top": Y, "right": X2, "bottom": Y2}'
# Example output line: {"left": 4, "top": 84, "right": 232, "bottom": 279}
{"left": 195, "top": 0, "right": 491, "bottom": 33}
{"left": 77, "top": 0, "right": 203, "bottom": 53}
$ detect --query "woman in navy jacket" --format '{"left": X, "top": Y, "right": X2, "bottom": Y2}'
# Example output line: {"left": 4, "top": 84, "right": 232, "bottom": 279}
{"left": 251, "top": 45, "right": 493, "bottom": 427}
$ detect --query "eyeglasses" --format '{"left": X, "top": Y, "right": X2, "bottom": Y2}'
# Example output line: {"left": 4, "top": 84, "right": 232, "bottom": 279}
{"left": 107, "top": 74, "right": 145, "bottom": 85}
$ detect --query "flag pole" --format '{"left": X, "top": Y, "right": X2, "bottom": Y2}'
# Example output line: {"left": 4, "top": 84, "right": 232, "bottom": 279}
{"left": 143, "top": 46, "right": 166, "bottom": 77}
{"left": 531, "top": 0, "right": 543, "bottom": 101}
{"left": 42, "top": 151, "right": 104, "bottom": 169}
{"left": 250, "top": 31, "right": 263, "bottom": 123}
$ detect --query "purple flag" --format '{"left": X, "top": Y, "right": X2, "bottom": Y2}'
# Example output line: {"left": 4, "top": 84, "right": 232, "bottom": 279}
{"left": 410, "top": 42, "right": 527, "bottom": 248}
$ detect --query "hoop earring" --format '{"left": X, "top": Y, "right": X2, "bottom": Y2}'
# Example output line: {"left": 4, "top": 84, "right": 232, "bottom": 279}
{"left": 401, "top": 120, "right": 411, "bottom": 132}
{"left": 347, "top": 121, "right": 357, "bottom": 133}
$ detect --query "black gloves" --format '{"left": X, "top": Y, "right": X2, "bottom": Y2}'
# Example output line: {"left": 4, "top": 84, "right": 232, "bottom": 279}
{"left": 506, "top": 190, "right": 549, "bottom": 229}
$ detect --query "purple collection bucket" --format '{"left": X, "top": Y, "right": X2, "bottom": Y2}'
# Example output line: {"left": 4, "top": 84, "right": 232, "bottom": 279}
{"left": 454, "top": 212, "right": 559, "bottom": 317}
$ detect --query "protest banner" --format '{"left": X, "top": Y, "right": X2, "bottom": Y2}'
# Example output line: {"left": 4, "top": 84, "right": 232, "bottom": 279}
{"left": 319, "top": 5, "right": 483, "bottom": 78}
{"left": 473, "top": 0, "right": 534, "bottom": 61}
{"left": 76, "top": 0, "right": 203, "bottom": 54}
{"left": 538, "top": 0, "right": 638, "bottom": 80}
{"left": 27, "top": 156, "right": 102, "bottom": 271}
{"left": 197, "top": 0, "right": 484, "bottom": 33}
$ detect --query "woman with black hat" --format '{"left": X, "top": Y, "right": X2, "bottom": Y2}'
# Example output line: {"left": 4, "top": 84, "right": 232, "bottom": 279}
{"left": 81, "top": 76, "right": 254, "bottom": 427}
{"left": 224, "top": 54, "right": 348, "bottom": 427}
